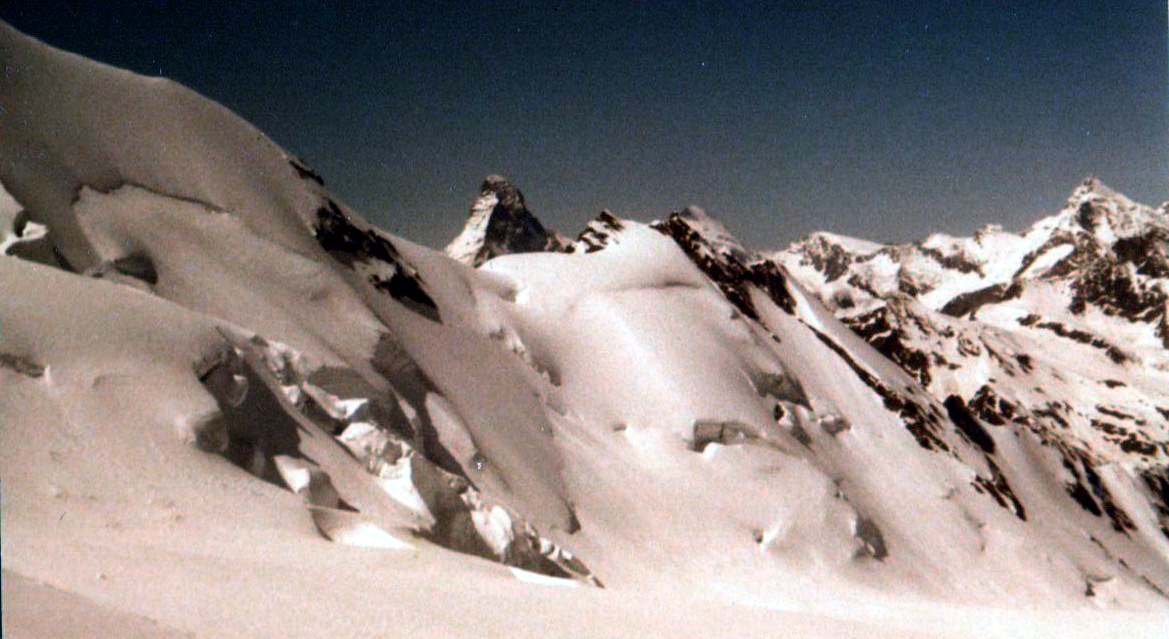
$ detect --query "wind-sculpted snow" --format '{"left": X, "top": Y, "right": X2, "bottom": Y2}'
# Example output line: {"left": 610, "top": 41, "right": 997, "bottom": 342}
{"left": 0, "top": 22, "right": 585, "bottom": 583}
{"left": 3, "top": 20, "right": 1169, "bottom": 638}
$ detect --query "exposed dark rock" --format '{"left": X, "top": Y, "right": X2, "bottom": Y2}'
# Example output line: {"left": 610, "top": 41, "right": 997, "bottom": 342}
{"left": 1096, "top": 405, "right": 1136, "bottom": 421}
{"left": 1012, "top": 234, "right": 1077, "bottom": 280}
{"left": 315, "top": 198, "right": 400, "bottom": 267}
{"left": 1033, "top": 402, "right": 1072, "bottom": 429}
{"left": 1017, "top": 315, "right": 1128, "bottom": 363}
{"left": 368, "top": 272, "right": 440, "bottom": 320}
{"left": 972, "top": 455, "right": 1027, "bottom": 520}
{"left": 844, "top": 307, "right": 932, "bottom": 388}
{"left": 798, "top": 235, "right": 856, "bottom": 282}
{"left": 944, "top": 395, "right": 995, "bottom": 454}
{"left": 917, "top": 245, "right": 982, "bottom": 275}
{"left": 940, "top": 282, "right": 1022, "bottom": 318}
{"left": 314, "top": 199, "right": 440, "bottom": 322}
{"left": 1119, "top": 437, "right": 1157, "bottom": 456}
{"left": 289, "top": 157, "right": 325, "bottom": 185}
{"left": 1114, "top": 228, "right": 1169, "bottom": 278}
{"left": 1059, "top": 446, "right": 1136, "bottom": 533}
{"left": 968, "top": 385, "right": 1020, "bottom": 426}
{"left": 846, "top": 273, "right": 882, "bottom": 300}
{"left": 1076, "top": 200, "right": 1102, "bottom": 231}
{"left": 652, "top": 212, "right": 797, "bottom": 320}
{"left": 807, "top": 325, "right": 951, "bottom": 454}
{"left": 1140, "top": 468, "right": 1169, "bottom": 540}
{"left": 0, "top": 352, "right": 45, "bottom": 378}
{"left": 1069, "top": 260, "right": 1163, "bottom": 325}
{"left": 576, "top": 210, "right": 625, "bottom": 253}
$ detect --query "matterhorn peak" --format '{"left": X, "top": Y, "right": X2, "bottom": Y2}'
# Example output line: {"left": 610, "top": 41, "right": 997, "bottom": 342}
{"left": 444, "top": 175, "right": 566, "bottom": 266}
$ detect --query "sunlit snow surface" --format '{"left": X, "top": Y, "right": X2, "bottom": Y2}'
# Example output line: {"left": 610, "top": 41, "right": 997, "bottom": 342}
{"left": 1, "top": 20, "right": 1168, "bottom": 638}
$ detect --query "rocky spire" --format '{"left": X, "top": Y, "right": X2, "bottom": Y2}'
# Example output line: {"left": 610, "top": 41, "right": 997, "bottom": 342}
{"left": 445, "top": 175, "right": 566, "bottom": 266}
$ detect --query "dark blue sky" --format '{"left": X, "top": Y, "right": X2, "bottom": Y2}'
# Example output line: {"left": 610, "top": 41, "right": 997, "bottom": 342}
{"left": 2, "top": 2, "right": 1166, "bottom": 249}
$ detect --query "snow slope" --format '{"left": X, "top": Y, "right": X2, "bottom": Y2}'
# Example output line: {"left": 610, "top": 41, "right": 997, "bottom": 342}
{"left": 2, "top": 21, "right": 1168, "bottom": 638}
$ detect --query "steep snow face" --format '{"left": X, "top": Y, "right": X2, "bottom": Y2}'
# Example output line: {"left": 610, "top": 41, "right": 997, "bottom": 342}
{"left": 444, "top": 175, "right": 567, "bottom": 266}
{"left": 4, "top": 21, "right": 1169, "bottom": 638}
{"left": 0, "top": 22, "right": 588, "bottom": 583}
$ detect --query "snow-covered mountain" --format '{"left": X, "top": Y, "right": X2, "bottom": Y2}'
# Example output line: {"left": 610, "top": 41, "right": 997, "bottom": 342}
{"left": 777, "top": 180, "right": 1169, "bottom": 533}
{"left": 2, "top": 21, "right": 1167, "bottom": 638}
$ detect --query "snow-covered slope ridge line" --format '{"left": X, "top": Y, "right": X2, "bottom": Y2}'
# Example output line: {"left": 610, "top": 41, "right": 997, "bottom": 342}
{"left": 3, "top": 20, "right": 1169, "bottom": 637}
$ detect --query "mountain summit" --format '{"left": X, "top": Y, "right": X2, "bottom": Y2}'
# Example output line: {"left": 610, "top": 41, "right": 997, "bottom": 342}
{"left": 444, "top": 175, "right": 566, "bottom": 266}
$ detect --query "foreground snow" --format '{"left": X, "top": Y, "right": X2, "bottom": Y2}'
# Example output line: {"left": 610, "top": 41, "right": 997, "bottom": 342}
{"left": 1, "top": 20, "right": 1167, "bottom": 638}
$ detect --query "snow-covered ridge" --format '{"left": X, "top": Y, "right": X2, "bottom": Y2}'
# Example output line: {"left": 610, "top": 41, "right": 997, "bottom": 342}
{"left": 779, "top": 177, "right": 1169, "bottom": 572}
{"left": 778, "top": 177, "right": 1168, "bottom": 318}
{"left": 3, "top": 20, "right": 1169, "bottom": 638}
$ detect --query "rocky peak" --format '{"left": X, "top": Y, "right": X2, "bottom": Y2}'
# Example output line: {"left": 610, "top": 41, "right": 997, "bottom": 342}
{"left": 573, "top": 210, "right": 626, "bottom": 253}
{"left": 445, "top": 175, "right": 566, "bottom": 266}
{"left": 791, "top": 232, "right": 882, "bottom": 283}
{"left": 1052, "top": 177, "right": 1162, "bottom": 240}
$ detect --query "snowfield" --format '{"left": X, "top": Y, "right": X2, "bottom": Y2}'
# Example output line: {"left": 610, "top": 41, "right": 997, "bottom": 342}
{"left": 1, "top": 21, "right": 1168, "bottom": 638}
